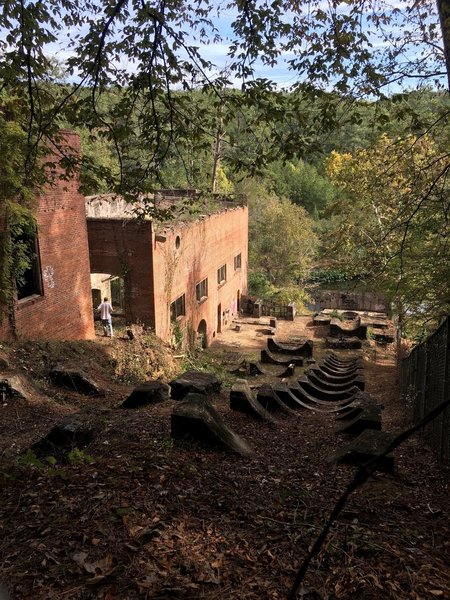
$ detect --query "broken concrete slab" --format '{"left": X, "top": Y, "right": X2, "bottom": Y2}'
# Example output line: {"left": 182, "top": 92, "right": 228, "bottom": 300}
{"left": 260, "top": 349, "right": 304, "bottom": 366}
{"left": 335, "top": 404, "right": 382, "bottom": 435}
{"left": 289, "top": 382, "right": 357, "bottom": 411}
{"left": 313, "top": 314, "right": 331, "bottom": 326}
{"left": 249, "top": 362, "right": 268, "bottom": 376}
{"left": 326, "top": 337, "right": 363, "bottom": 350}
{"left": 373, "top": 332, "right": 395, "bottom": 344}
{"left": 305, "top": 370, "right": 365, "bottom": 392}
{"left": 121, "top": 381, "right": 171, "bottom": 408}
{"left": 31, "top": 414, "right": 95, "bottom": 458}
{"left": 171, "top": 393, "right": 252, "bottom": 456}
{"left": 227, "top": 360, "right": 248, "bottom": 375}
{"left": 334, "top": 393, "right": 380, "bottom": 420}
{"left": 277, "top": 363, "right": 295, "bottom": 377}
{"left": 327, "top": 352, "right": 363, "bottom": 365}
{"left": 329, "top": 429, "right": 395, "bottom": 472}
{"left": 170, "top": 370, "right": 222, "bottom": 400}
{"left": 49, "top": 365, "right": 105, "bottom": 396}
{"left": 329, "top": 318, "right": 367, "bottom": 339}
{"left": 256, "top": 384, "right": 296, "bottom": 415}
{"left": 335, "top": 402, "right": 382, "bottom": 423}
{"left": 325, "top": 359, "right": 363, "bottom": 371}
{"left": 267, "top": 337, "right": 313, "bottom": 358}
{"left": 307, "top": 366, "right": 364, "bottom": 387}
{"left": 298, "top": 376, "right": 360, "bottom": 402}
{"left": 230, "top": 379, "right": 277, "bottom": 424}
{"left": 248, "top": 361, "right": 295, "bottom": 378}
{"left": 271, "top": 382, "right": 310, "bottom": 411}
{"left": 318, "top": 362, "right": 363, "bottom": 378}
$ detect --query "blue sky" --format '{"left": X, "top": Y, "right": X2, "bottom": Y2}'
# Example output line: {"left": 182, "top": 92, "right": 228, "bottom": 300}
{"left": 0, "top": 0, "right": 446, "bottom": 93}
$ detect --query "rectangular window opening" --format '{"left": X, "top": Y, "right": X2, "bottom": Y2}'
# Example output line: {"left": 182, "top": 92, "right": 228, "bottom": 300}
{"left": 196, "top": 278, "right": 208, "bottom": 303}
{"left": 15, "top": 233, "right": 43, "bottom": 300}
{"left": 234, "top": 253, "right": 242, "bottom": 270}
{"left": 217, "top": 264, "right": 227, "bottom": 285}
{"left": 170, "top": 293, "right": 186, "bottom": 321}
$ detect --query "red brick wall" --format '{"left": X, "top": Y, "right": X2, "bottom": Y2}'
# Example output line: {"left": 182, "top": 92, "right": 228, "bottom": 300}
{"left": 0, "top": 131, "right": 95, "bottom": 340}
{"left": 152, "top": 206, "right": 248, "bottom": 345}
{"left": 87, "top": 219, "right": 155, "bottom": 327}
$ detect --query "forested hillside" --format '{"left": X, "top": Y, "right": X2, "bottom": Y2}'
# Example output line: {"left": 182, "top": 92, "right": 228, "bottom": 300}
{"left": 1, "top": 3, "right": 450, "bottom": 599}
{"left": 72, "top": 87, "right": 450, "bottom": 338}
{"left": 1, "top": 0, "right": 449, "bottom": 335}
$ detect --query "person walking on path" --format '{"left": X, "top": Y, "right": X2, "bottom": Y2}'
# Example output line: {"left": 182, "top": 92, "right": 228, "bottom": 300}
{"left": 98, "top": 297, "right": 114, "bottom": 337}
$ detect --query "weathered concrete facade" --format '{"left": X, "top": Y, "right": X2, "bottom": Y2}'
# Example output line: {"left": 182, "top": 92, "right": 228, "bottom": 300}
{"left": 0, "top": 131, "right": 95, "bottom": 340}
{"left": 87, "top": 205, "right": 248, "bottom": 347}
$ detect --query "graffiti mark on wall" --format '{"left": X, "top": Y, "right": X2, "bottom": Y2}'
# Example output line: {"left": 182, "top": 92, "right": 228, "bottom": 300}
{"left": 43, "top": 266, "right": 55, "bottom": 289}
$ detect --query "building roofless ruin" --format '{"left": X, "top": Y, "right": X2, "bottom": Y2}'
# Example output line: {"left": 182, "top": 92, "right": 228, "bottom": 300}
{"left": 0, "top": 133, "right": 248, "bottom": 346}
{"left": 86, "top": 192, "right": 248, "bottom": 347}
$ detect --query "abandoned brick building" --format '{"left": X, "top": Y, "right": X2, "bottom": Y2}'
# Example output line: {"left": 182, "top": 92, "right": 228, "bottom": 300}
{"left": 0, "top": 131, "right": 95, "bottom": 341}
{"left": 0, "top": 131, "right": 248, "bottom": 345}
{"left": 86, "top": 193, "right": 248, "bottom": 347}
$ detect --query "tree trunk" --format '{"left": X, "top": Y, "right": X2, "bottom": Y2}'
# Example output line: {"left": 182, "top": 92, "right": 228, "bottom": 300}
{"left": 437, "top": 0, "right": 450, "bottom": 91}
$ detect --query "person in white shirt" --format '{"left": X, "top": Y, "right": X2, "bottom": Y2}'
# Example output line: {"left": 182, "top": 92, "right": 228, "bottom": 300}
{"left": 97, "top": 297, "right": 114, "bottom": 337}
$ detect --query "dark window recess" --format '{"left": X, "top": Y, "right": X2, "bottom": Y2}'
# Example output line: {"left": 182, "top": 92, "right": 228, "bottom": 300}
{"left": 217, "top": 264, "right": 227, "bottom": 285}
{"left": 15, "top": 234, "right": 43, "bottom": 300}
{"left": 234, "top": 253, "right": 242, "bottom": 270}
{"left": 196, "top": 278, "right": 208, "bottom": 302}
{"left": 170, "top": 294, "right": 186, "bottom": 320}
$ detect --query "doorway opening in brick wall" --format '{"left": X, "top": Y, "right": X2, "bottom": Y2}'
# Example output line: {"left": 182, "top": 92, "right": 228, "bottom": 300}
{"left": 217, "top": 303, "right": 222, "bottom": 333}
{"left": 90, "top": 273, "right": 125, "bottom": 316}
{"left": 15, "top": 233, "right": 43, "bottom": 301}
{"left": 197, "top": 319, "right": 207, "bottom": 348}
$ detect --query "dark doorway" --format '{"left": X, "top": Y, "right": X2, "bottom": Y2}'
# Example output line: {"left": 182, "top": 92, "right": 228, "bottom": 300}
{"left": 237, "top": 290, "right": 241, "bottom": 312}
{"left": 15, "top": 234, "right": 43, "bottom": 300}
{"left": 217, "top": 303, "right": 222, "bottom": 333}
{"left": 92, "top": 289, "right": 101, "bottom": 309}
{"left": 197, "top": 319, "right": 207, "bottom": 348}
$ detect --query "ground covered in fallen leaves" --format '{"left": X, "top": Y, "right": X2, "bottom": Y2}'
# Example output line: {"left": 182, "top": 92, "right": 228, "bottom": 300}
{"left": 0, "top": 317, "right": 449, "bottom": 599}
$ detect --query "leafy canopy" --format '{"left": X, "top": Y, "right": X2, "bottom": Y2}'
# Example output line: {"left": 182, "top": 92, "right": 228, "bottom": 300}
{"left": 0, "top": 0, "right": 448, "bottom": 197}
{"left": 324, "top": 134, "right": 450, "bottom": 334}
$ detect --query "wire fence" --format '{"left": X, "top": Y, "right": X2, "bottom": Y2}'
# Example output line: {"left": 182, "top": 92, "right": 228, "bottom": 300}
{"left": 402, "top": 316, "right": 450, "bottom": 467}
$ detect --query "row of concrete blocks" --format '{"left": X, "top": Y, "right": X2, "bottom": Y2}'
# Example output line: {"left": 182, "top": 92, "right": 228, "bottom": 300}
{"left": 23, "top": 354, "right": 392, "bottom": 470}
{"left": 220, "top": 353, "right": 395, "bottom": 470}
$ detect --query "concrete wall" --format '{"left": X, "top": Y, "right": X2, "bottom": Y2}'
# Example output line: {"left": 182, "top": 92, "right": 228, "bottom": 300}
{"left": 87, "top": 218, "right": 155, "bottom": 327}
{"left": 319, "top": 290, "right": 389, "bottom": 314}
{"left": 152, "top": 206, "right": 248, "bottom": 346}
{"left": 0, "top": 131, "right": 95, "bottom": 340}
